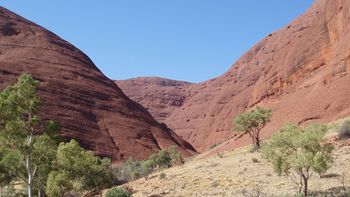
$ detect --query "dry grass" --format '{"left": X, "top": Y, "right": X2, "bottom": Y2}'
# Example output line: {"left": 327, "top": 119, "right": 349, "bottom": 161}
{"left": 124, "top": 145, "right": 350, "bottom": 197}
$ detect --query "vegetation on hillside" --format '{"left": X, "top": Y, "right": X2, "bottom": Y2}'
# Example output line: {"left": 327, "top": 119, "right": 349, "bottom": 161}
{"left": 1, "top": 75, "right": 349, "bottom": 197}
{"left": 0, "top": 74, "right": 186, "bottom": 197}
{"left": 262, "top": 123, "right": 334, "bottom": 196}
{"left": 113, "top": 146, "right": 183, "bottom": 183}
{"left": 0, "top": 75, "right": 113, "bottom": 197}
{"left": 233, "top": 107, "right": 272, "bottom": 150}
{"left": 105, "top": 186, "right": 131, "bottom": 197}
{"left": 336, "top": 120, "right": 350, "bottom": 139}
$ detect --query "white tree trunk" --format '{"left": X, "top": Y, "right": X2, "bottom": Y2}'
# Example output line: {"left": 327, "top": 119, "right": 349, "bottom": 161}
{"left": 26, "top": 157, "right": 33, "bottom": 197}
{"left": 25, "top": 161, "right": 37, "bottom": 197}
{"left": 26, "top": 134, "right": 34, "bottom": 197}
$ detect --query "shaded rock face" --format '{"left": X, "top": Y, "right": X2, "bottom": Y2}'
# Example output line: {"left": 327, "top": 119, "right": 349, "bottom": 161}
{"left": 118, "top": 0, "right": 350, "bottom": 152}
{"left": 116, "top": 77, "right": 194, "bottom": 122}
{"left": 0, "top": 7, "right": 196, "bottom": 161}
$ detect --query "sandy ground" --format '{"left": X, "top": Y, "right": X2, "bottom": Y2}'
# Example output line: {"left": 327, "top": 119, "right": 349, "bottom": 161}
{"left": 124, "top": 144, "right": 350, "bottom": 197}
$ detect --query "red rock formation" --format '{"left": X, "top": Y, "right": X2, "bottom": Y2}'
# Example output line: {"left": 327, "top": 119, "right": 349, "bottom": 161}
{"left": 119, "top": 0, "right": 350, "bottom": 152}
{"left": 116, "top": 77, "right": 194, "bottom": 122}
{"left": 0, "top": 7, "right": 196, "bottom": 161}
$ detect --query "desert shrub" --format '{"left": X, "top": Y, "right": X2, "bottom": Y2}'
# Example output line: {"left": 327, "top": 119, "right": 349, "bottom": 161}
{"left": 168, "top": 146, "right": 183, "bottom": 165}
{"left": 217, "top": 152, "right": 224, "bottom": 158}
{"left": 210, "top": 143, "right": 219, "bottom": 149}
{"left": 105, "top": 187, "right": 130, "bottom": 197}
{"left": 233, "top": 107, "right": 272, "bottom": 150}
{"left": 113, "top": 146, "right": 182, "bottom": 183}
{"left": 140, "top": 159, "right": 156, "bottom": 180}
{"left": 154, "top": 149, "right": 172, "bottom": 168}
{"left": 46, "top": 140, "right": 113, "bottom": 196}
{"left": 2, "top": 184, "right": 17, "bottom": 197}
{"left": 113, "top": 158, "right": 143, "bottom": 183}
{"left": 159, "top": 172, "right": 166, "bottom": 180}
{"left": 262, "top": 123, "right": 334, "bottom": 196}
{"left": 336, "top": 120, "right": 350, "bottom": 139}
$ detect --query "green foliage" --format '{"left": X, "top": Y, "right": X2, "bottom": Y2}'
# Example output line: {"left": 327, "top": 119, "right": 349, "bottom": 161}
{"left": 154, "top": 149, "right": 172, "bottom": 168}
{"left": 105, "top": 187, "right": 130, "bottom": 197}
{"left": 234, "top": 107, "right": 272, "bottom": 149}
{"left": 0, "top": 150, "right": 14, "bottom": 188}
{"left": 116, "top": 158, "right": 143, "bottom": 182}
{"left": 159, "top": 172, "right": 166, "bottom": 180}
{"left": 336, "top": 120, "right": 350, "bottom": 139}
{"left": 0, "top": 74, "right": 60, "bottom": 197}
{"left": 252, "top": 157, "right": 259, "bottom": 163}
{"left": 2, "top": 184, "right": 17, "bottom": 197}
{"left": 46, "top": 140, "right": 113, "bottom": 196}
{"left": 140, "top": 159, "right": 155, "bottom": 180}
{"left": 113, "top": 146, "right": 183, "bottom": 183}
{"left": 168, "top": 146, "right": 183, "bottom": 166}
{"left": 46, "top": 171, "right": 72, "bottom": 197}
{"left": 262, "top": 123, "right": 334, "bottom": 196}
{"left": 0, "top": 74, "right": 114, "bottom": 196}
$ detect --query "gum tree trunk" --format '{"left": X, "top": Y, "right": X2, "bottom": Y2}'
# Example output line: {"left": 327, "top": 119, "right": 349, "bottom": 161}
{"left": 302, "top": 175, "right": 308, "bottom": 196}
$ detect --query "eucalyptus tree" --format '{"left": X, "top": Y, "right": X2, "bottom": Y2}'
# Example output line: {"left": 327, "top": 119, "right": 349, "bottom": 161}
{"left": 234, "top": 107, "right": 272, "bottom": 149}
{"left": 0, "top": 74, "right": 59, "bottom": 197}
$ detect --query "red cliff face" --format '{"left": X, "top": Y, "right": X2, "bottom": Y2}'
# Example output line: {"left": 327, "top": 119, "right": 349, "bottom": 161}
{"left": 116, "top": 77, "right": 194, "bottom": 122}
{"left": 0, "top": 7, "right": 196, "bottom": 161}
{"left": 119, "top": 0, "right": 350, "bottom": 152}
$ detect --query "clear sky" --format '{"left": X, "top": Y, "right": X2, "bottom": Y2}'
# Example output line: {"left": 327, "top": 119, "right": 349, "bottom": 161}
{"left": 1, "top": 1, "right": 314, "bottom": 83}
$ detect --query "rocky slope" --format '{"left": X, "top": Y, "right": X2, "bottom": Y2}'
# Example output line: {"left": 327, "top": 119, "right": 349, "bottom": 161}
{"left": 116, "top": 77, "right": 194, "bottom": 122}
{"left": 0, "top": 7, "right": 196, "bottom": 161}
{"left": 125, "top": 144, "right": 350, "bottom": 197}
{"left": 119, "top": 0, "right": 350, "bottom": 152}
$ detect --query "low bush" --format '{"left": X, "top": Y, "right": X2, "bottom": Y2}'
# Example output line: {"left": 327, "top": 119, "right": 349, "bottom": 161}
{"left": 112, "top": 158, "right": 143, "bottom": 183}
{"left": 112, "top": 146, "right": 182, "bottom": 183}
{"left": 159, "top": 172, "right": 166, "bottom": 180}
{"left": 105, "top": 187, "right": 130, "bottom": 197}
{"left": 336, "top": 120, "right": 350, "bottom": 139}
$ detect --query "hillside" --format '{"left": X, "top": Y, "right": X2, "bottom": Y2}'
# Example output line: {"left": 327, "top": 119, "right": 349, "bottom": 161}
{"left": 118, "top": 0, "right": 350, "bottom": 152}
{"left": 124, "top": 144, "right": 350, "bottom": 196}
{"left": 0, "top": 7, "right": 196, "bottom": 162}
{"left": 116, "top": 77, "right": 194, "bottom": 122}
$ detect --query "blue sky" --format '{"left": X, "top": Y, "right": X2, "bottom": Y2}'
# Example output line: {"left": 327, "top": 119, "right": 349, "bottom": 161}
{"left": 1, "top": 1, "right": 314, "bottom": 83}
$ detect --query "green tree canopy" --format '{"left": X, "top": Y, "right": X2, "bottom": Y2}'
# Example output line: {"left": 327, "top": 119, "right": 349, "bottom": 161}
{"left": 0, "top": 74, "right": 60, "bottom": 197}
{"left": 233, "top": 107, "right": 272, "bottom": 149}
{"left": 262, "top": 123, "right": 334, "bottom": 196}
{"left": 46, "top": 140, "right": 112, "bottom": 197}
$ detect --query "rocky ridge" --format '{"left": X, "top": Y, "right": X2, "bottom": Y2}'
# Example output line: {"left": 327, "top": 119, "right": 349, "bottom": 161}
{"left": 119, "top": 0, "right": 350, "bottom": 152}
{"left": 0, "top": 7, "right": 196, "bottom": 161}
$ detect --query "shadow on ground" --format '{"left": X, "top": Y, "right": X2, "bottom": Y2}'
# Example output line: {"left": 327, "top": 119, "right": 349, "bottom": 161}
{"left": 312, "top": 186, "right": 350, "bottom": 197}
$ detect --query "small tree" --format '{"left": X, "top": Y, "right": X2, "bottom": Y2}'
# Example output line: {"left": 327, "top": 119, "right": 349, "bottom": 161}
{"left": 262, "top": 124, "right": 334, "bottom": 196}
{"left": 46, "top": 140, "right": 113, "bottom": 196}
{"left": 234, "top": 107, "right": 272, "bottom": 149}
{"left": 0, "top": 74, "right": 60, "bottom": 197}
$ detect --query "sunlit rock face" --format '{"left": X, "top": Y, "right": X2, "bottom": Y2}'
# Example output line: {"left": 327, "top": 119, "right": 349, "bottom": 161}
{"left": 0, "top": 7, "right": 197, "bottom": 161}
{"left": 118, "top": 0, "right": 350, "bottom": 152}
